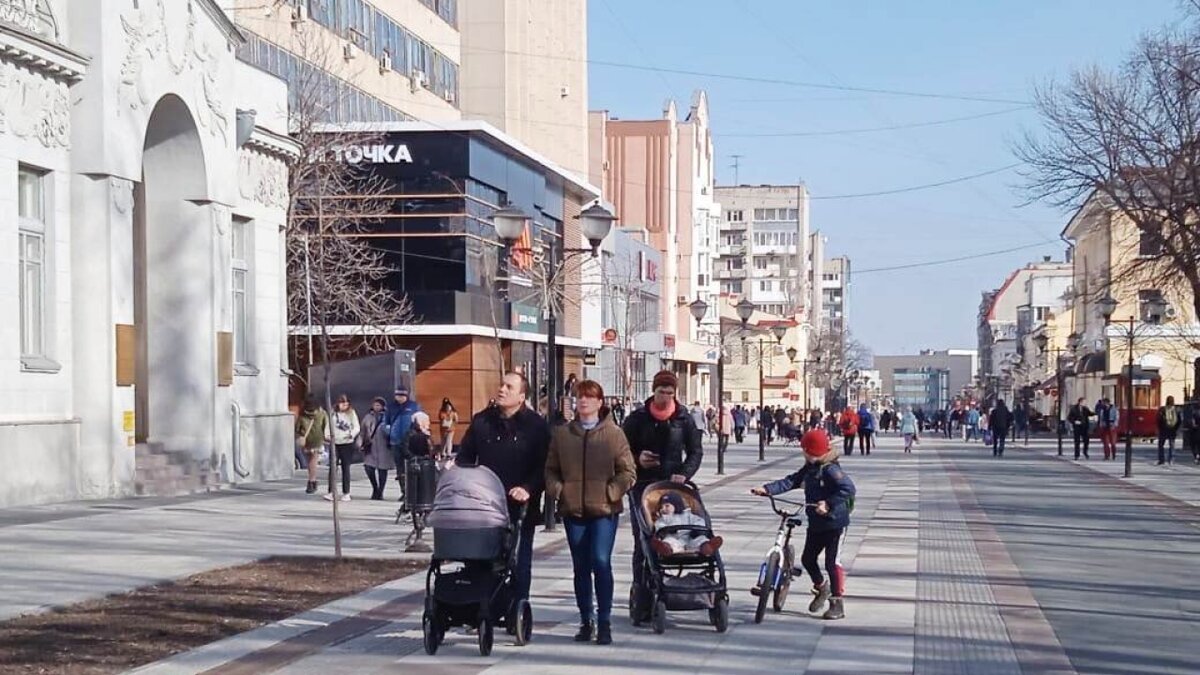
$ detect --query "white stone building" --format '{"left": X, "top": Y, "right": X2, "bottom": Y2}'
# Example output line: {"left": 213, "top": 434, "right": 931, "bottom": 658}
{"left": 0, "top": 0, "right": 296, "bottom": 507}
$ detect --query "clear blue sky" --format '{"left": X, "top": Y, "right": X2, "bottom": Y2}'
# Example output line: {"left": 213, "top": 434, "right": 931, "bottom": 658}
{"left": 587, "top": 0, "right": 1183, "bottom": 357}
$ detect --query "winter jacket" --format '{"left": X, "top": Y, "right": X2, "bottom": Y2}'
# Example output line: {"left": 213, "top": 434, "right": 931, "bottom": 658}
{"left": 838, "top": 409, "right": 859, "bottom": 436}
{"left": 732, "top": 408, "right": 747, "bottom": 429}
{"left": 1157, "top": 405, "right": 1181, "bottom": 435}
{"left": 330, "top": 409, "right": 361, "bottom": 446}
{"left": 966, "top": 409, "right": 981, "bottom": 426}
{"left": 760, "top": 408, "right": 775, "bottom": 429}
{"left": 989, "top": 404, "right": 1012, "bottom": 433}
{"left": 386, "top": 399, "right": 421, "bottom": 452}
{"left": 719, "top": 407, "right": 735, "bottom": 435}
{"left": 360, "top": 411, "right": 395, "bottom": 470}
{"left": 408, "top": 430, "right": 435, "bottom": 460}
{"left": 857, "top": 406, "right": 875, "bottom": 431}
{"left": 690, "top": 406, "right": 707, "bottom": 432}
{"left": 295, "top": 408, "right": 329, "bottom": 450}
{"left": 1098, "top": 403, "right": 1119, "bottom": 428}
{"left": 900, "top": 412, "right": 919, "bottom": 435}
{"left": 622, "top": 398, "right": 703, "bottom": 485}
{"left": 456, "top": 405, "right": 551, "bottom": 526}
{"left": 761, "top": 461, "right": 856, "bottom": 532}
{"left": 545, "top": 413, "right": 637, "bottom": 519}
{"left": 1068, "top": 404, "right": 1093, "bottom": 429}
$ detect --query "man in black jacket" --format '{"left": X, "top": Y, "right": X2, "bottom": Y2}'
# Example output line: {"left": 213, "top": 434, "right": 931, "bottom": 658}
{"left": 456, "top": 371, "right": 550, "bottom": 603}
{"left": 621, "top": 370, "right": 703, "bottom": 622}
{"left": 1067, "top": 397, "right": 1093, "bottom": 460}
{"left": 989, "top": 399, "right": 1013, "bottom": 457}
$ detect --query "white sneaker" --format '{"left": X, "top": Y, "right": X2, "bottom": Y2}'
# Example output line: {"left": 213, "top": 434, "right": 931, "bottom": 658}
{"left": 323, "top": 493, "right": 334, "bottom": 501}
{"left": 340, "top": 494, "right": 351, "bottom": 502}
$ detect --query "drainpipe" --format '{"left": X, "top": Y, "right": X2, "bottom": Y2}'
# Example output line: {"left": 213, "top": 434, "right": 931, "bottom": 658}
{"left": 230, "top": 401, "right": 251, "bottom": 478}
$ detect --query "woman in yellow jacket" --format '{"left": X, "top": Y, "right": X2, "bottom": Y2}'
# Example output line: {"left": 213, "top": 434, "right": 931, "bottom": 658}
{"left": 545, "top": 379, "right": 637, "bottom": 646}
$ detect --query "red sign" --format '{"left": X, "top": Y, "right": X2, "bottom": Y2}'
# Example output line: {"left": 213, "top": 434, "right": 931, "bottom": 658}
{"left": 602, "top": 328, "right": 618, "bottom": 345}
{"left": 640, "top": 252, "right": 658, "bottom": 282}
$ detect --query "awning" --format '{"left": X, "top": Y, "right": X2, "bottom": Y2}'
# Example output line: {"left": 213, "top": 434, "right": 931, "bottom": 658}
{"left": 1077, "top": 352, "right": 1107, "bottom": 374}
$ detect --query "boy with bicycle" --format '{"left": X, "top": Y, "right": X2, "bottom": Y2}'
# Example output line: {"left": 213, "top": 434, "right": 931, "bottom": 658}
{"left": 751, "top": 429, "right": 855, "bottom": 620}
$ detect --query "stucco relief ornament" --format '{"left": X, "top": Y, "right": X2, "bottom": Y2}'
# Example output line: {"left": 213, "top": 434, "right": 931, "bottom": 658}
{"left": 110, "top": 177, "right": 134, "bottom": 215}
{"left": 211, "top": 204, "right": 229, "bottom": 235}
{"left": 0, "top": 61, "right": 69, "bottom": 147}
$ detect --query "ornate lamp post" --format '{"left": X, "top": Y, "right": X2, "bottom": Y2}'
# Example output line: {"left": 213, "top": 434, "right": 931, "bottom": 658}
{"left": 1098, "top": 293, "right": 1170, "bottom": 478}
{"left": 688, "top": 295, "right": 754, "bottom": 475}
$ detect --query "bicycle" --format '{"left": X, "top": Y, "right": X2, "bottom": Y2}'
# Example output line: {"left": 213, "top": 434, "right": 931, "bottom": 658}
{"left": 750, "top": 494, "right": 807, "bottom": 624}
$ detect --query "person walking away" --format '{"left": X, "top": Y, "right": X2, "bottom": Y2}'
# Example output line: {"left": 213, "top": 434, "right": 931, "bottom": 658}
{"left": 1157, "top": 396, "right": 1182, "bottom": 465}
{"left": 324, "top": 394, "right": 361, "bottom": 502}
{"left": 775, "top": 407, "right": 788, "bottom": 442}
{"left": 879, "top": 409, "right": 892, "bottom": 436}
{"left": 545, "top": 380, "right": 637, "bottom": 645}
{"left": 760, "top": 406, "right": 775, "bottom": 445}
{"left": 456, "top": 372, "right": 550, "bottom": 604}
{"left": 408, "top": 411, "right": 435, "bottom": 460}
{"left": 900, "top": 407, "right": 919, "bottom": 453}
{"left": 612, "top": 398, "right": 626, "bottom": 426}
{"left": 1184, "top": 399, "right": 1200, "bottom": 464}
{"left": 295, "top": 396, "right": 330, "bottom": 494}
{"left": 989, "top": 400, "right": 1013, "bottom": 457}
{"left": 621, "top": 370, "right": 703, "bottom": 623}
{"left": 386, "top": 388, "right": 421, "bottom": 502}
{"left": 437, "top": 398, "right": 459, "bottom": 459}
{"left": 1068, "top": 398, "right": 1093, "bottom": 459}
{"left": 733, "top": 406, "right": 747, "bottom": 444}
{"left": 360, "top": 397, "right": 394, "bottom": 500}
{"left": 1097, "top": 398, "right": 1119, "bottom": 460}
{"left": 751, "top": 429, "right": 856, "bottom": 620}
{"left": 964, "top": 406, "right": 980, "bottom": 442}
{"left": 856, "top": 404, "right": 875, "bottom": 455}
{"left": 838, "top": 407, "right": 859, "bottom": 456}
{"left": 1014, "top": 403, "right": 1030, "bottom": 447}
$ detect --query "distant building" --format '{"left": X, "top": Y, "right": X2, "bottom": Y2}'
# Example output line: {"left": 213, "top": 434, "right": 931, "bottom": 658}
{"left": 821, "top": 256, "right": 850, "bottom": 336}
{"left": 600, "top": 228, "right": 665, "bottom": 402}
{"left": 875, "top": 350, "right": 978, "bottom": 410}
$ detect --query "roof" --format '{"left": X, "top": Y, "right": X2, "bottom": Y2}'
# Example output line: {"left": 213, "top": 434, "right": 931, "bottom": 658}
{"left": 317, "top": 120, "right": 600, "bottom": 200}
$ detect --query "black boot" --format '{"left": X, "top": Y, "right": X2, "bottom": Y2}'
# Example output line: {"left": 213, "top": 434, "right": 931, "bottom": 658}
{"left": 305, "top": 481, "right": 316, "bottom": 494}
{"left": 595, "top": 620, "right": 612, "bottom": 645}
{"left": 574, "top": 620, "right": 594, "bottom": 642}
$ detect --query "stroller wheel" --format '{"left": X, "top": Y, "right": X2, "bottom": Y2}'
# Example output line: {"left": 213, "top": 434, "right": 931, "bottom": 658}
{"left": 651, "top": 599, "right": 667, "bottom": 635}
{"left": 709, "top": 594, "right": 729, "bottom": 633}
{"left": 478, "top": 618, "right": 494, "bottom": 657}
{"left": 422, "top": 610, "right": 439, "bottom": 656}
{"left": 514, "top": 599, "right": 533, "bottom": 646}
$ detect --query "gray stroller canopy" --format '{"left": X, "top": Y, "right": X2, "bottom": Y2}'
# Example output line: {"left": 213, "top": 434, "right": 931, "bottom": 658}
{"left": 426, "top": 465, "right": 510, "bottom": 529}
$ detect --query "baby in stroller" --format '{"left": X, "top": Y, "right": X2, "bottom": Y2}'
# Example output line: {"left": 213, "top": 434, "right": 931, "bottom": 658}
{"left": 650, "top": 493, "right": 723, "bottom": 558}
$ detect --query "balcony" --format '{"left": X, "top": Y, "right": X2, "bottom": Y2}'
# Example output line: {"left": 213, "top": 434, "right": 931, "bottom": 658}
{"left": 720, "top": 220, "right": 748, "bottom": 232}
{"left": 717, "top": 244, "right": 746, "bottom": 256}
{"left": 716, "top": 268, "right": 748, "bottom": 280}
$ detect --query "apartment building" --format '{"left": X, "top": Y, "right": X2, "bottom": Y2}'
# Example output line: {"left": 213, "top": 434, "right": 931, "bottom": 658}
{"left": 821, "top": 256, "right": 850, "bottom": 335}
{"left": 234, "top": 0, "right": 461, "bottom": 124}
{"left": 712, "top": 185, "right": 811, "bottom": 319}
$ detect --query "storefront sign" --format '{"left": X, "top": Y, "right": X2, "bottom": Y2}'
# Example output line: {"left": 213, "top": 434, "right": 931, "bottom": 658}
{"left": 583, "top": 352, "right": 598, "bottom": 366}
{"left": 602, "top": 328, "right": 618, "bottom": 345}
{"left": 639, "top": 251, "right": 658, "bottom": 281}
{"left": 333, "top": 144, "right": 414, "bottom": 164}
{"left": 512, "top": 303, "right": 542, "bottom": 332}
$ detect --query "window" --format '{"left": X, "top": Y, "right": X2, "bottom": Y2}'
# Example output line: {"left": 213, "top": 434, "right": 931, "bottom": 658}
{"left": 754, "top": 257, "right": 768, "bottom": 270}
{"left": 19, "top": 167, "right": 48, "bottom": 363}
{"left": 1034, "top": 306, "right": 1049, "bottom": 321}
{"left": 725, "top": 210, "right": 743, "bottom": 222}
{"left": 741, "top": 391, "right": 749, "bottom": 402}
{"left": 760, "top": 280, "right": 772, "bottom": 292}
{"left": 1139, "top": 222, "right": 1163, "bottom": 257}
{"left": 231, "top": 218, "right": 254, "bottom": 367}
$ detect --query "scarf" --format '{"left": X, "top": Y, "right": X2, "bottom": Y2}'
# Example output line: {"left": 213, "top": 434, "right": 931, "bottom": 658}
{"left": 649, "top": 399, "right": 676, "bottom": 422}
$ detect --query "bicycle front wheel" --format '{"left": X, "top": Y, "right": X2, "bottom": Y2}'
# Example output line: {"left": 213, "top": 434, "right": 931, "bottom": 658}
{"left": 755, "top": 551, "right": 779, "bottom": 624}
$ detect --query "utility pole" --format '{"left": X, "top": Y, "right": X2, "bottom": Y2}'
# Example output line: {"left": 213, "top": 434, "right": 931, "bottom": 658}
{"left": 731, "top": 155, "right": 744, "bottom": 184}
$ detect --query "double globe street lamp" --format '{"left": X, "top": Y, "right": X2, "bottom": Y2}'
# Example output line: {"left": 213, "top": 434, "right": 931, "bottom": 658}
{"left": 492, "top": 203, "right": 616, "bottom": 426}
{"left": 1035, "top": 330, "right": 1082, "bottom": 456}
{"left": 1096, "top": 293, "right": 1171, "bottom": 479}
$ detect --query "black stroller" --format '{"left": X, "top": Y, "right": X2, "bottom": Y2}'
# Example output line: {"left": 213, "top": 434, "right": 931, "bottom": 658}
{"left": 628, "top": 481, "right": 729, "bottom": 634}
{"left": 422, "top": 465, "right": 532, "bottom": 656}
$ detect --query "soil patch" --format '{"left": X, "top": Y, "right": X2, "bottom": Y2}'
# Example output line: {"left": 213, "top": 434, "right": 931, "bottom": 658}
{"left": 0, "top": 555, "right": 426, "bottom": 675}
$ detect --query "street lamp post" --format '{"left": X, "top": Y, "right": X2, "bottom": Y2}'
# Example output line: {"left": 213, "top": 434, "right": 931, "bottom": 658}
{"left": 493, "top": 204, "right": 615, "bottom": 426}
{"left": 688, "top": 296, "right": 755, "bottom": 475}
{"left": 754, "top": 323, "right": 788, "bottom": 462}
{"left": 1037, "top": 331, "right": 1081, "bottom": 457}
{"left": 1098, "top": 293, "right": 1170, "bottom": 479}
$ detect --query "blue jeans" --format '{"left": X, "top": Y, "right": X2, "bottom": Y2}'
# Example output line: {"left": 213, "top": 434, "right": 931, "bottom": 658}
{"left": 563, "top": 514, "right": 620, "bottom": 623}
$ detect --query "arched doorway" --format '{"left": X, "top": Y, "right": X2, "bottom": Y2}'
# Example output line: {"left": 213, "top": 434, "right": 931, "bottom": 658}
{"left": 133, "top": 95, "right": 214, "bottom": 457}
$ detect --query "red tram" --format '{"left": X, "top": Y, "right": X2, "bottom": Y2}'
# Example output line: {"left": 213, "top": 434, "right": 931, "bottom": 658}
{"left": 1111, "top": 371, "right": 1161, "bottom": 438}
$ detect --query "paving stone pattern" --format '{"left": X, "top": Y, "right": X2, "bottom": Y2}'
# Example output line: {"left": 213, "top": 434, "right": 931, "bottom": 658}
{"left": 915, "top": 451, "right": 1021, "bottom": 675}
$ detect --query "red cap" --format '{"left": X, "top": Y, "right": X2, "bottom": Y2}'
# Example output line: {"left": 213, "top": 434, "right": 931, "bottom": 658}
{"left": 801, "top": 429, "right": 830, "bottom": 458}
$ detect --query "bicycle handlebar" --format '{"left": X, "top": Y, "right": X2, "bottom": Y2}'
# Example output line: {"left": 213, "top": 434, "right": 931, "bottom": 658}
{"left": 760, "top": 494, "right": 808, "bottom": 518}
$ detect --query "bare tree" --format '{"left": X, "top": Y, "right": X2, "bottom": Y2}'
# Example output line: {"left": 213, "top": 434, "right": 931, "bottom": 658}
{"left": 284, "top": 24, "right": 416, "bottom": 557}
{"left": 600, "top": 250, "right": 657, "bottom": 400}
{"left": 808, "top": 328, "right": 872, "bottom": 408}
{"left": 1015, "top": 13, "right": 1200, "bottom": 324}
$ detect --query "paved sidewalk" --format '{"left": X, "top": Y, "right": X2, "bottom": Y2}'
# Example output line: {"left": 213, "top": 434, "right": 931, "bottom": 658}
{"left": 126, "top": 435, "right": 1092, "bottom": 675}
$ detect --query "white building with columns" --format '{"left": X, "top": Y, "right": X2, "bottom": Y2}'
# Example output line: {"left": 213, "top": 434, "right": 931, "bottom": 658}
{"left": 0, "top": 0, "right": 296, "bottom": 507}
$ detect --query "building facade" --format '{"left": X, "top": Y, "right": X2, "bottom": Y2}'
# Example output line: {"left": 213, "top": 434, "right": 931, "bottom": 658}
{"left": 233, "top": 0, "right": 462, "bottom": 124}
{"left": 599, "top": 228, "right": 664, "bottom": 402}
{"left": 821, "top": 256, "right": 850, "bottom": 335}
{"left": 875, "top": 350, "right": 978, "bottom": 410}
{"left": 589, "top": 93, "right": 719, "bottom": 404}
{"left": 300, "top": 122, "right": 602, "bottom": 424}
{"left": 712, "top": 184, "right": 811, "bottom": 318}
{"left": 1, "top": 0, "right": 297, "bottom": 507}
{"left": 1060, "top": 196, "right": 1200, "bottom": 418}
